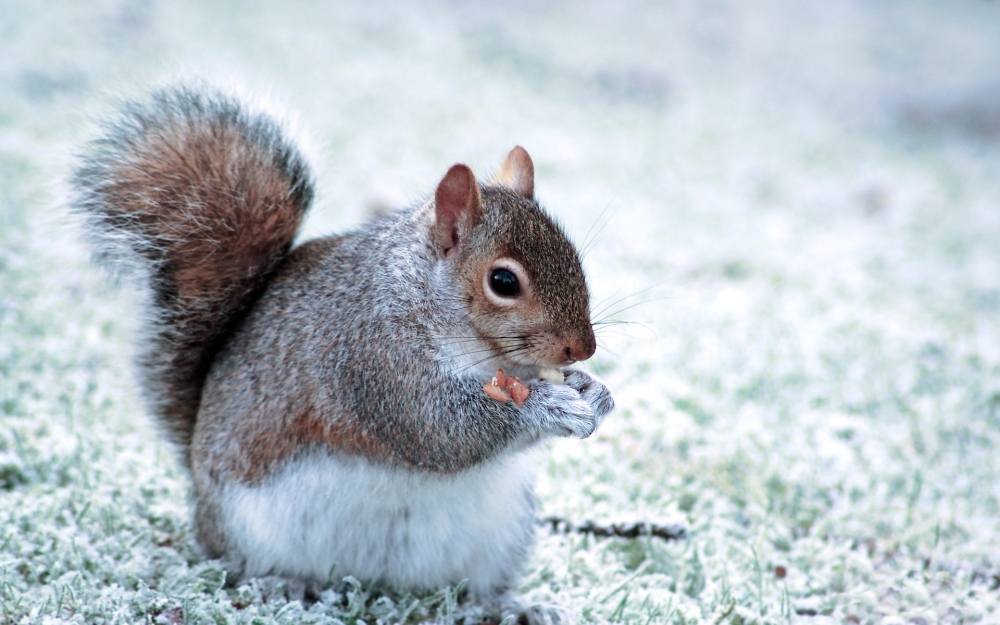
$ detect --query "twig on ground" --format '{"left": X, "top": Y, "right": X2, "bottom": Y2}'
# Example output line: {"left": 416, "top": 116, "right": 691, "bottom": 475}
{"left": 538, "top": 517, "right": 687, "bottom": 542}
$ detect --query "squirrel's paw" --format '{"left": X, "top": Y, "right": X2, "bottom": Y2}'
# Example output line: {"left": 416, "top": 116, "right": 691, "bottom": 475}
{"left": 531, "top": 381, "right": 598, "bottom": 439}
{"left": 502, "top": 602, "right": 575, "bottom": 625}
{"left": 563, "top": 369, "right": 615, "bottom": 424}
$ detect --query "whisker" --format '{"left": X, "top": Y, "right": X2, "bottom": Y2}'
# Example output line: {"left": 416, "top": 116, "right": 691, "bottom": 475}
{"left": 595, "top": 328, "right": 657, "bottom": 343}
{"left": 595, "top": 323, "right": 657, "bottom": 341}
{"left": 438, "top": 341, "right": 523, "bottom": 358}
{"left": 454, "top": 345, "right": 536, "bottom": 374}
{"left": 436, "top": 335, "right": 528, "bottom": 341}
{"left": 435, "top": 340, "right": 525, "bottom": 354}
{"left": 580, "top": 200, "right": 614, "bottom": 251}
{"left": 440, "top": 337, "right": 520, "bottom": 347}
{"left": 590, "top": 281, "right": 670, "bottom": 322}
{"left": 590, "top": 280, "right": 672, "bottom": 317}
{"left": 589, "top": 286, "right": 628, "bottom": 318}
{"left": 442, "top": 347, "right": 521, "bottom": 361}
{"left": 594, "top": 322, "right": 654, "bottom": 335}
{"left": 592, "top": 296, "right": 674, "bottom": 325}
{"left": 579, "top": 200, "right": 620, "bottom": 261}
{"left": 594, "top": 339, "right": 620, "bottom": 358}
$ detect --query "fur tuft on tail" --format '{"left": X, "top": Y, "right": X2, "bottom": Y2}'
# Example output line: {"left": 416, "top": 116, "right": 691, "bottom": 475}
{"left": 72, "top": 86, "right": 314, "bottom": 463}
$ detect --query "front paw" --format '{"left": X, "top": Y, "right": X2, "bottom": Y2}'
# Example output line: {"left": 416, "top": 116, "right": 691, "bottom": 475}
{"left": 530, "top": 382, "right": 599, "bottom": 439}
{"left": 563, "top": 370, "right": 615, "bottom": 423}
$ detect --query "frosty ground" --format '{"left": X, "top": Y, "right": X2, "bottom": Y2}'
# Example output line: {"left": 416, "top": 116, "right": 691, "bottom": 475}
{"left": 2, "top": 1, "right": 1000, "bottom": 623}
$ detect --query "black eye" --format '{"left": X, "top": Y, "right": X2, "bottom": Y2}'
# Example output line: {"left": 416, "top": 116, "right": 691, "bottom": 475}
{"left": 489, "top": 268, "right": 520, "bottom": 297}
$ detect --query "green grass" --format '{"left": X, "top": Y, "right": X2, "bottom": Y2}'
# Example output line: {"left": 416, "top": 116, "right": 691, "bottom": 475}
{"left": 2, "top": 1, "right": 1000, "bottom": 623}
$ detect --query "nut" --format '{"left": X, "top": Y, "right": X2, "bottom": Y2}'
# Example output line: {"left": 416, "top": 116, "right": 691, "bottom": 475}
{"left": 508, "top": 378, "right": 529, "bottom": 406}
{"left": 483, "top": 380, "right": 510, "bottom": 403}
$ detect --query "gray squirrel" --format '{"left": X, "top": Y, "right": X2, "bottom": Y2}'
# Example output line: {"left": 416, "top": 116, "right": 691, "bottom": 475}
{"left": 72, "top": 86, "right": 614, "bottom": 623}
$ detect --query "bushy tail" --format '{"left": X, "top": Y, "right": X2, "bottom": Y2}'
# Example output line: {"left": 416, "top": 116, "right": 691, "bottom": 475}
{"left": 72, "top": 86, "right": 314, "bottom": 462}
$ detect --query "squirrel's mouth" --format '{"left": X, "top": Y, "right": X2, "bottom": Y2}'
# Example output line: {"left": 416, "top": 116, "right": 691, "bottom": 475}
{"left": 494, "top": 346, "right": 571, "bottom": 380}
{"left": 537, "top": 367, "right": 566, "bottom": 384}
{"left": 490, "top": 362, "right": 566, "bottom": 384}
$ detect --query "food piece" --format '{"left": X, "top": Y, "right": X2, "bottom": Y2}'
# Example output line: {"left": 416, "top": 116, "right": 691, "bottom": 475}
{"left": 483, "top": 380, "right": 510, "bottom": 402}
{"left": 508, "top": 377, "right": 529, "bottom": 406}
{"left": 484, "top": 368, "right": 530, "bottom": 405}
{"left": 538, "top": 367, "right": 564, "bottom": 384}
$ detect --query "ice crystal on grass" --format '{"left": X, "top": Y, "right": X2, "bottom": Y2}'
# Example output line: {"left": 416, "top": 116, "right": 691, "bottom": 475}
{"left": 3, "top": 1, "right": 1000, "bottom": 623}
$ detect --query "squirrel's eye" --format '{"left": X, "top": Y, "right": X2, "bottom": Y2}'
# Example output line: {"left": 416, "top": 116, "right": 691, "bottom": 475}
{"left": 489, "top": 268, "right": 520, "bottom": 297}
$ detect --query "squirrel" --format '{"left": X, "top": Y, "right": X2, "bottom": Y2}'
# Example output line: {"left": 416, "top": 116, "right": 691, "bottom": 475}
{"left": 72, "top": 86, "right": 614, "bottom": 623}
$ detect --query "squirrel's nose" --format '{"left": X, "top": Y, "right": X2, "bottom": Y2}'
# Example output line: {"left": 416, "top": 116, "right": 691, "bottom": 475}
{"left": 565, "top": 329, "right": 596, "bottom": 363}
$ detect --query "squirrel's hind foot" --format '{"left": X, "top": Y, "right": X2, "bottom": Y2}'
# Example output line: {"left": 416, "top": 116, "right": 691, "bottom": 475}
{"left": 251, "top": 575, "right": 325, "bottom": 604}
{"left": 512, "top": 603, "right": 575, "bottom": 625}
{"left": 459, "top": 596, "right": 575, "bottom": 625}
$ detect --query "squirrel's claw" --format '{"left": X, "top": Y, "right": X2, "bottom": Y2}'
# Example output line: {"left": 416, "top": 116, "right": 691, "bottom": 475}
{"left": 563, "top": 370, "right": 615, "bottom": 421}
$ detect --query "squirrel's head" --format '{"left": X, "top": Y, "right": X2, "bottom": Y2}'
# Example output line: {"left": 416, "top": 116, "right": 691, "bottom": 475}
{"left": 431, "top": 147, "right": 596, "bottom": 370}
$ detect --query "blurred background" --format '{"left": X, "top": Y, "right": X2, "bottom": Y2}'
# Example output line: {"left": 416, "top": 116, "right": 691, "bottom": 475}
{"left": 4, "top": 1, "right": 999, "bottom": 230}
{"left": 2, "top": 1, "right": 1000, "bottom": 623}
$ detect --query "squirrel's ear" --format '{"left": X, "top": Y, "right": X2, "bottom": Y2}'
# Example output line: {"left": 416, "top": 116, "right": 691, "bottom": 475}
{"left": 494, "top": 146, "right": 534, "bottom": 199}
{"left": 433, "top": 164, "right": 483, "bottom": 257}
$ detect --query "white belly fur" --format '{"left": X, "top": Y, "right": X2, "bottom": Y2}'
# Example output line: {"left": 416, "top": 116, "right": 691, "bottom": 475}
{"left": 221, "top": 448, "right": 540, "bottom": 596}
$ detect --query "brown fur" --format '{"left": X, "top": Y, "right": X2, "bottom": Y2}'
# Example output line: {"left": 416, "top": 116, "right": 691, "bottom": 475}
{"left": 235, "top": 406, "right": 384, "bottom": 483}
{"left": 73, "top": 87, "right": 313, "bottom": 462}
{"left": 494, "top": 145, "right": 535, "bottom": 199}
{"left": 459, "top": 187, "right": 596, "bottom": 364}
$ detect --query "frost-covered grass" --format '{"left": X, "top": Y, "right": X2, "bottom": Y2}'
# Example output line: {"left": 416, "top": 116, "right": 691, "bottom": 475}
{"left": 3, "top": 1, "right": 1000, "bottom": 623}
